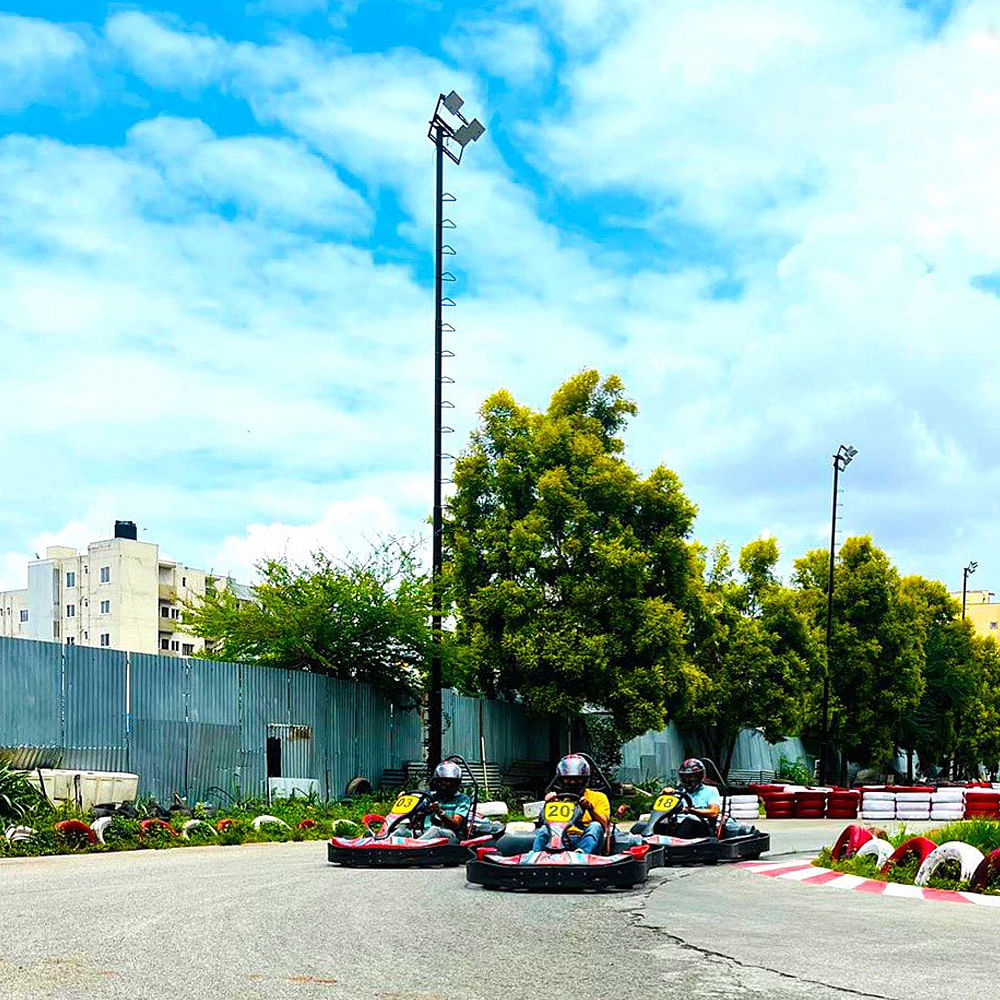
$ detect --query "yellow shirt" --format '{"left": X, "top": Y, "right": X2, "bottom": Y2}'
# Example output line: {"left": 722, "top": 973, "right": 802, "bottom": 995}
{"left": 573, "top": 789, "right": 610, "bottom": 828}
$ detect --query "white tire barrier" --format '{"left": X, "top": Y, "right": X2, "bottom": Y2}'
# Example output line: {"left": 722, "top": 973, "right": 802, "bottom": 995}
{"left": 181, "top": 819, "right": 217, "bottom": 840}
{"left": 3, "top": 825, "right": 36, "bottom": 843}
{"left": 930, "top": 811, "right": 965, "bottom": 821}
{"left": 91, "top": 816, "right": 113, "bottom": 844}
{"left": 931, "top": 788, "right": 965, "bottom": 802}
{"left": 252, "top": 814, "right": 289, "bottom": 830}
{"left": 862, "top": 791, "right": 896, "bottom": 801}
{"left": 855, "top": 837, "right": 895, "bottom": 867}
{"left": 914, "top": 841, "right": 985, "bottom": 887}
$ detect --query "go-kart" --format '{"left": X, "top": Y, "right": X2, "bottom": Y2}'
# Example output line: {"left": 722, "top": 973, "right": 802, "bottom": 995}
{"left": 630, "top": 784, "right": 769, "bottom": 866}
{"left": 327, "top": 756, "right": 504, "bottom": 868}
{"left": 467, "top": 774, "right": 654, "bottom": 891}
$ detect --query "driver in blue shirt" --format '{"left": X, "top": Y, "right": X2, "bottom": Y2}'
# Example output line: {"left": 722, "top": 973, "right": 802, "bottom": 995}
{"left": 669, "top": 758, "right": 721, "bottom": 831}
{"left": 419, "top": 760, "right": 472, "bottom": 842}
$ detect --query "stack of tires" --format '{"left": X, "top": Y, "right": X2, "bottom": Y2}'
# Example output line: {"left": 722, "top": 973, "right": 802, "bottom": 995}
{"left": 761, "top": 791, "right": 795, "bottom": 819}
{"left": 965, "top": 788, "right": 1000, "bottom": 820}
{"left": 727, "top": 794, "right": 760, "bottom": 822}
{"left": 860, "top": 788, "right": 896, "bottom": 822}
{"left": 930, "top": 787, "right": 965, "bottom": 822}
{"left": 794, "top": 789, "right": 828, "bottom": 819}
{"left": 826, "top": 789, "right": 860, "bottom": 820}
{"left": 894, "top": 787, "right": 933, "bottom": 822}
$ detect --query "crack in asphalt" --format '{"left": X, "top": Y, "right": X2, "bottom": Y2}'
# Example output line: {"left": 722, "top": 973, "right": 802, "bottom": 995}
{"left": 620, "top": 869, "right": 900, "bottom": 1000}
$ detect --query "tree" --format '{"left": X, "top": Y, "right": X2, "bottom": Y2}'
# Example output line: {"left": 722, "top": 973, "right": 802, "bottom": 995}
{"left": 956, "top": 637, "right": 1000, "bottom": 778}
{"left": 444, "top": 371, "right": 699, "bottom": 741}
{"left": 183, "top": 542, "right": 432, "bottom": 705}
{"left": 898, "top": 576, "right": 977, "bottom": 774}
{"left": 677, "top": 539, "right": 820, "bottom": 776}
{"left": 793, "top": 537, "right": 925, "bottom": 769}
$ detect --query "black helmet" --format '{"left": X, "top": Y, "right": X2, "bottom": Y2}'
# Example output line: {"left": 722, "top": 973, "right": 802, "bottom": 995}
{"left": 432, "top": 760, "right": 462, "bottom": 797}
{"left": 678, "top": 758, "right": 706, "bottom": 791}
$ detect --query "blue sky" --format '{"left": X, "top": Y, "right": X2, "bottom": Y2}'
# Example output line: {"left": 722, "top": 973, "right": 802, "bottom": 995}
{"left": 1, "top": 0, "right": 999, "bottom": 594}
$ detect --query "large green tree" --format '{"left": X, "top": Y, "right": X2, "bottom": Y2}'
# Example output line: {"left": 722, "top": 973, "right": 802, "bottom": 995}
{"left": 444, "top": 371, "right": 699, "bottom": 741}
{"left": 678, "top": 539, "right": 820, "bottom": 776}
{"left": 184, "top": 542, "right": 432, "bottom": 705}
{"left": 898, "top": 576, "right": 977, "bottom": 774}
{"left": 956, "top": 637, "right": 1000, "bottom": 777}
{"left": 793, "top": 537, "right": 925, "bottom": 769}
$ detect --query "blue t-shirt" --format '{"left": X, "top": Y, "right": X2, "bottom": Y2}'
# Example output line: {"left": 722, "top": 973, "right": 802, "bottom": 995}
{"left": 687, "top": 784, "right": 721, "bottom": 810}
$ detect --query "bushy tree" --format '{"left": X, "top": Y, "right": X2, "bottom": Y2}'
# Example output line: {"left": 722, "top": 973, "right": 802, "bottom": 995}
{"left": 444, "top": 371, "right": 699, "bottom": 741}
{"left": 678, "top": 539, "right": 820, "bottom": 776}
{"left": 184, "top": 542, "right": 432, "bottom": 705}
{"left": 793, "top": 537, "right": 924, "bottom": 769}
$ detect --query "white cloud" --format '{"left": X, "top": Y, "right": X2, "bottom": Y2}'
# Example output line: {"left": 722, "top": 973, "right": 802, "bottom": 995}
{"left": 106, "top": 11, "right": 227, "bottom": 89}
{"left": 0, "top": 13, "right": 88, "bottom": 111}
{"left": 443, "top": 18, "right": 552, "bottom": 85}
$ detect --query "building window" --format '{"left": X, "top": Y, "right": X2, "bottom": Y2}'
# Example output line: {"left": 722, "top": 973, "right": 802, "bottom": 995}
{"left": 991, "top": 622, "right": 998, "bottom": 630}
{"left": 19, "top": 609, "right": 28, "bottom": 623}
{"left": 99, "top": 633, "right": 110, "bottom": 647}
{"left": 160, "top": 638, "right": 170, "bottom": 650}
{"left": 100, "top": 600, "right": 110, "bottom": 614}
{"left": 83, "top": 631, "right": 88, "bottom": 640}
{"left": 171, "top": 608, "right": 180, "bottom": 620}
{"left": 66, "top": 604, "right": 75, "bottom": 618}
{"left": 99, "top": 566, "right": 110, "bottom": 584}
{"left": 66, "top": 637, "right": 75, "bottom": 645}
{"left": 182, "top": 643, "right": 194, "bottom": 656}
{"left": 182, "top": 576, "right": 187, "bottom": 587}
{"left": 170, "top": 640, "right": 179, "bottom": 651}
{"left": 161, "top": 606, "right": 170, "bottom": 618}
{"left": 66, "top": 571, "right": 75, "bottom": 588}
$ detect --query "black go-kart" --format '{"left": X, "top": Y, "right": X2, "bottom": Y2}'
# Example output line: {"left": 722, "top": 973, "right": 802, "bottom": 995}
{"left": 630, "top": 776, "right": 769, "bottom": 866}
{"left": 467, "top": 756, "right": 655, "bottom": 891}
{"left": 327, "top": 755, "right": 504, "bottom": 868}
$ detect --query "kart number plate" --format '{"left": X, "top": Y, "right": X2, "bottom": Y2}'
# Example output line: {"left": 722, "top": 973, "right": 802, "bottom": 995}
{"left": 654, "top": 794, "right": 680, "bottom": 812}
{"left": 391, "top": 794, "right": 419, "bottom": 815}
{"left": 543, "top": 801, "right": 576, "bottom": 823}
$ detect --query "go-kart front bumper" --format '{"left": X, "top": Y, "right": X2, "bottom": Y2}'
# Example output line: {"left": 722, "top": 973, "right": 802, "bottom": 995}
{"left": 466, "top": 846, "right": 654, "bottom": 890}
{"left": 327, "top": 834, "right": 495, "bottom": 868}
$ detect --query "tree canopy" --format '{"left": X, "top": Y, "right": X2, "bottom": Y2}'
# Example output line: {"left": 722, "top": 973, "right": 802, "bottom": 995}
{"left": 183, "top": 542, "right": 432, "bottom": 706}
{"left": 444, "top": 370, "right": 699, "bottom": 741}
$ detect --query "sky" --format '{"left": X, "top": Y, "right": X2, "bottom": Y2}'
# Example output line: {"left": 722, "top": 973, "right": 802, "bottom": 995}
{"left": 0, "top": 0, "right": 998, "bottom": 594}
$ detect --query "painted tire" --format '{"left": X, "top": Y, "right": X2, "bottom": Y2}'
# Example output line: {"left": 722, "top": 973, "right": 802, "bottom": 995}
{"left": 91, "top": 816, "right": 113, "bottom": 845}
{"left": 970, "top": 848, "right": 1000, "bottom": 891}
{"left": 880, "top": 836, "right": 937, "bottom": 876}
{"left": 216, "top": 818, "right": 236, "bottom": 832}
{"left": 832, "top": 825, "right": 873, "bottom": 861}
{"left": 856, "top": 837, "right": 895, "bottom": 867}
{"left": 4, "top": 825, "right": 36, "bottom": 843}
{"left": 252, "top": 814, "right": 289, "bottom": 829}
{"left": 54, "top": 819, "right": 97, "bottom": 845}
{"left": 181, "top": 819, "right": 217, "bottom": 840}
{"left": 914, "top": 841, "right": 985, "bottom": 886}
{"left": 140, "top": 818, "right": 178, "bottom": 837}
{"left": 297, "top": 818, "right": 317, "bottom": 830}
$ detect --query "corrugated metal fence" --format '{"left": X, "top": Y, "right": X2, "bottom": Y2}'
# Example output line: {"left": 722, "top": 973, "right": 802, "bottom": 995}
{"left": 0, "top": 637, "right": 549, "bottom": 803}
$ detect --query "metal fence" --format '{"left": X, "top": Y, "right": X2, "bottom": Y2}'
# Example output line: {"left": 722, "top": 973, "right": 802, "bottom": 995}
{"left": 0, "top": 637, "right": 549, "bottom": 803}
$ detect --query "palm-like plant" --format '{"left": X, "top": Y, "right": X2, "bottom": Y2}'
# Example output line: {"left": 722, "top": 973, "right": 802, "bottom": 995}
{"left": 0, "top": 761, "right": 40, "bottom": 822}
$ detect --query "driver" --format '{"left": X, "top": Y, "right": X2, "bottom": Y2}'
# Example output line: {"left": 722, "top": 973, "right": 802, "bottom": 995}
{"left": 668, "top": 758, "right": 721, "bottom": 831}
{"left": 418, "top": 760, "right": 472, "bottom": 842}
{"left": 532, "top": 755, "right": 609, "bottom": 854}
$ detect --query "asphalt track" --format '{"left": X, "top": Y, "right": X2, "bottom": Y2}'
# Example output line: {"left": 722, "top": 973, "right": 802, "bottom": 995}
{"left": 0, "top": 821, "right": 991, "bottom": 1000}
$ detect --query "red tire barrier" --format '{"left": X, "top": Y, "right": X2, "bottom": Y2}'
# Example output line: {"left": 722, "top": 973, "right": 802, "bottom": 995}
{"left": 216, "top": 818, "right": 236, "bottom": 832}
{"left": 140, "top": 818, "right": 178, "bottom": 837}
{"left": 54, "top": 819, "right": 97, "bottom": 845}
{"left": 362, "top": 813, "right": 386, "bottom": 827}
{"left": 832, "top": 825, "right": 873, "bottom": 861}
{"left": 970, "top": 848, "right": 1000, "bottom": 892}
{"left": 880, "top": 836, "right": 937, "bottom": 877}
{"left": 297, "top": 818, "right": 317, "bottom": 830}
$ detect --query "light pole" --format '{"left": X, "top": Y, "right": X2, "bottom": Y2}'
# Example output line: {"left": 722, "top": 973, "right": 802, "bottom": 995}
{"left": 820, "top": 443, "right": 858, "bottom": 785}
{"left": 962, "top": 561, "right": 978, "bottom": 620}
{"left": 426, "top": 92, "right": 484, "bottom": 771}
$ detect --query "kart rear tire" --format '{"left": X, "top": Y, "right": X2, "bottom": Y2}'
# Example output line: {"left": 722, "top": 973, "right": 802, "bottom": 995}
{"left": 346, "top": 777, "right": 372, "bottom": 797}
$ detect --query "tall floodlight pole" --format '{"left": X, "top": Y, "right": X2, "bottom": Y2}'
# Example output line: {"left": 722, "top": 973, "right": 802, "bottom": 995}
{"left": 820, "top": 443, "right": 858, "bottom": 785}
{"left": 426, "top": 92, "right": 484, "bottom": 770}
{"left": 962, "top": 560, "right": 978, "bottom": 620}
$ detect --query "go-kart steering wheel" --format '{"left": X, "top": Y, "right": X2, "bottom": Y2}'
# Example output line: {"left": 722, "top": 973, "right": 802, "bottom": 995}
{"left": 381, "top": 790, "right": 434, "bottom": 838}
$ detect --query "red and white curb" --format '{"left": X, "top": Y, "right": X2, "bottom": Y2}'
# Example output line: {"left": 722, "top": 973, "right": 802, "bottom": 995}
{"left": 738, "top": 858, "right": 1000, "bottom": 907}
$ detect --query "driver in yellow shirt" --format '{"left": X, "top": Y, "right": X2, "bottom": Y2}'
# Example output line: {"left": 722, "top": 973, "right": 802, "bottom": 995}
{"left": 532, "top": 755, "right": 609, "bottom": 854}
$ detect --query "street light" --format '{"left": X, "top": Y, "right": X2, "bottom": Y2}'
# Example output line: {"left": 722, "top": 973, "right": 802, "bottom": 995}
{"left": 426, "top": 92, "right": 485, "bottom": 771}
{"left": 962, "top": 560, "right": 978, "bottom": 620}
{"left": 820, "top": 443, "right": 858, "bottom": 785}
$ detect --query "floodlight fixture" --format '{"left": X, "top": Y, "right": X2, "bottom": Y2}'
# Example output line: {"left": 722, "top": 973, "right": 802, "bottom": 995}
{"left": 454, "top": 119, "right": 485, "bottom": 148}
{"left": 443, "top": 90, "right": 464, "bottom": 115}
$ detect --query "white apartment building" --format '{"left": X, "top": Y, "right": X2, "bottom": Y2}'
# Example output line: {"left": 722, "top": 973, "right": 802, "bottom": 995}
{"left": 0, "top": 521, "right": 249, "bottom": 656}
